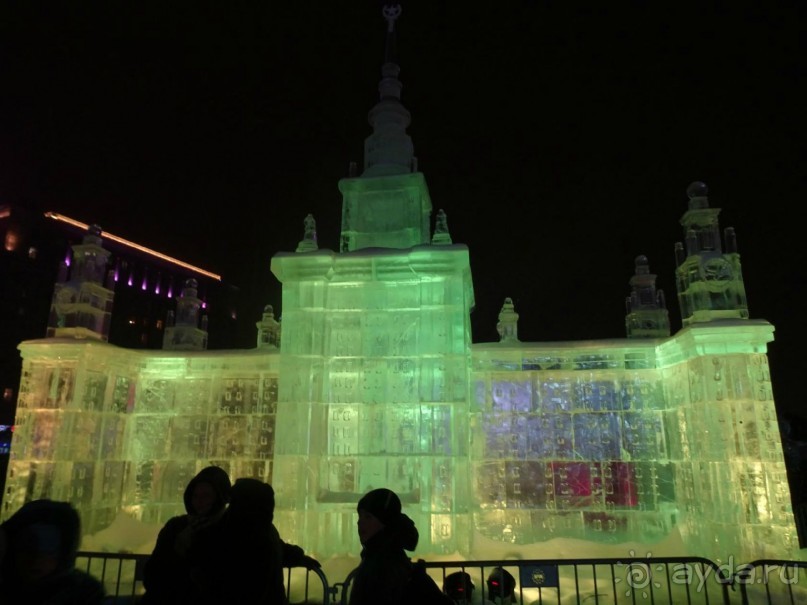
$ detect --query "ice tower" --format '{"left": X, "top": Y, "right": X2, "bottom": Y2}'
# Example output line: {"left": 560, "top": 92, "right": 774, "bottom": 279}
{"left": 674, "top": 181, "right": 748, "bottom": 325}
{"left": 270, "top": 5, "right": 475, "bottom": 556}
{"left": 46, "top": 224, "right": 114, "bottom": 341}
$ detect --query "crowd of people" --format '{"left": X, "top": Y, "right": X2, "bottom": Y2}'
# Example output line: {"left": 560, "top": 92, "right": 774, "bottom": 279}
{"left": 0, "top": 471, "right": 520, "bottom": 605}
{"left": 139, "top": 467, "right": 319, "bottom": 604}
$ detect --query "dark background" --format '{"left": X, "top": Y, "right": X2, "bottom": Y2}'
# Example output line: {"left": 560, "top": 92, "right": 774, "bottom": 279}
{"left": 1, "top": 3, "right": 805, "bottom": 425}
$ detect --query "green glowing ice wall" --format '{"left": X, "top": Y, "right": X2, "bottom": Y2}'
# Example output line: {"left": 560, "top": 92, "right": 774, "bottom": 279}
{"left": 469, "top": 321, "right": 795, "bottom": 562}
{"left": 3, "top": 342, "right": 281, "bottom": 535}
{"left": 4, "top": 319, "right": 796, "bottom": 562}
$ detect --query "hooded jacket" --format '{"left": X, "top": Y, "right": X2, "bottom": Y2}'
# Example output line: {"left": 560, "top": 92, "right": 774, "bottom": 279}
{"left": 348, "top": 511, "right": 419, "bottom": 605}
{"left": 0, "top": 499, "right": 105, "bottom": 605}
{"left": 141, "top": 465, "right": 232, "bottom": 605}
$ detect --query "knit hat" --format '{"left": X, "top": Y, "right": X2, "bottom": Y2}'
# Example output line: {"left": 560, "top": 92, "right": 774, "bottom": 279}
{"left": 357, "top": 488, "right": 402, "bottom": 527}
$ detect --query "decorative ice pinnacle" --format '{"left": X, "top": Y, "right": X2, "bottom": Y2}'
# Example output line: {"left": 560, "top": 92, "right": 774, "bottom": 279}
{"left": 497, "top": 297, "right": 520, "bottom": 343}
{"left": 296, "top": 213, "right": 319, "bottom": 253}
{"left": 431, "top": 208, "right": 453, "bottom": 245}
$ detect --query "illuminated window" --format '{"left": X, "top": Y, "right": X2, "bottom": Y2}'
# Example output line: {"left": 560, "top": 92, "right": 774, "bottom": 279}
{"left": 28, "top": 246, "right": 37, "bottom": 259}
{"left": 4, "top": 230, "right": 18, "bottom": 251}
{"left": 2, "top": 388, "right": 12, "bottom": 402}
{"left": 156, "top": 320, "right": 164, "bottom": 330}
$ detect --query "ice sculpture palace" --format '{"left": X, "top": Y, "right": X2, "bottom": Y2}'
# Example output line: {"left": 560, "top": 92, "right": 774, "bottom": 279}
{"left": 2, "top": 6, "right": 797, "bottom": 564}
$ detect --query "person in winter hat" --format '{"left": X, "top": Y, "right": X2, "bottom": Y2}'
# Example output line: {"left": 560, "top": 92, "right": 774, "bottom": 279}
{"left": 141, "top": 465, "right": 232, "bottom": 604}
{"left": 0, "top": 499, "right": 105, "bottom": 604}
{"left": 348, "top": 487, "right": 419, "bottom": 605}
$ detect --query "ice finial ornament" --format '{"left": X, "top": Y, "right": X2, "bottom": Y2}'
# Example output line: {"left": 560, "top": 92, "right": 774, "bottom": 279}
{"left": 687, "top": 181, "right": 709, "bottom": 199}
{"left": 686, "top": 181, "right": 710, "bottom": 209}
{"left": 296, "top": 213, "right": 319, "bottom": 253}
{"left": 383, "top": 4, "right": 402, "bottom": 33}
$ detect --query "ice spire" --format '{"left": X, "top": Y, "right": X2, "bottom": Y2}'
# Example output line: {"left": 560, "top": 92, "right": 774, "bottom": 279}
{"left": 338, "top": 3, "right": 432, "bottom": 252}
{"left": 362, "top": 4, "right": 416, "bottom": 177}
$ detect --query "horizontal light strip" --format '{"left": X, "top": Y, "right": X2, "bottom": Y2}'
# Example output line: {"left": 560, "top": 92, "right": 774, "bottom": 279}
{"left": 44, "top": 212, "right": 222, "bottom": 281}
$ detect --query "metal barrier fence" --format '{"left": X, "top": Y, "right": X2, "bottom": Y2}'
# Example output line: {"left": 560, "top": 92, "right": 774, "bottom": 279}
{"left": 75, "top": 552, "right": 332, "bottom": 604}
{"left": 733, "top": 559, "right": 807, "bottom": 605}
{"left": 75, "top": 551, "right": 807, "bottom": 605}
{"left": 338, "top": 557, "right": 735, "bottom": 605}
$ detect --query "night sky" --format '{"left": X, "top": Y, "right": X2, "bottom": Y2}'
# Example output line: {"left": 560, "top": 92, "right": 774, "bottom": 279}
{"left": 1, "top": 3, "right": 805, "bottom": 423}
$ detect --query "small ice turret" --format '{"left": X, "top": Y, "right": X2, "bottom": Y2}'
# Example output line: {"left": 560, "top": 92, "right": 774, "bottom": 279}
{"left": 497, "top": 297, "right": 520, "bottom": 343}
{"left": 162, "top": 278, "right": 208, "bottom": 350}
{"left": 256, "top": 304, "right": 281, "bottom": 349}
{"left": 46, "top": 224, "right": 115, "bottom": 341}
{"left": 625, "top": 255, "right": 670, "bottom": 338}
{"left": 431, "top": 209, "right": 453, "bottom": 245}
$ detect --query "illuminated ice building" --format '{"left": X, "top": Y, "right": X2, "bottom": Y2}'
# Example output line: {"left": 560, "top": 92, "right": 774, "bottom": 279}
{"left": 2, "top": 7, "right": 797, "bottom": 564}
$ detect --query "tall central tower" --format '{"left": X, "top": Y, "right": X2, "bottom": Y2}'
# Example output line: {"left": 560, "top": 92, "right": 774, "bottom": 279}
{"left": 270, "top": 5, "right": 475, "bottom": 557}
{"left": 338, "top": 5, "right": 432, "bottom": 253}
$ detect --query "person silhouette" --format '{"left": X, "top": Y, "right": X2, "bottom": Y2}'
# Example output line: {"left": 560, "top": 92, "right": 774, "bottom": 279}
{"left": 188, "top": 477, "right": 320, "bottom": 604}
{"left": 443, "top": 571, "right": 475, "bottom": 605}
{"left": 0, "top": 499, "right": 105, "bottom": 604}
{"left": 141, "top": 465, "right": 232, "bottom": 604}
{"left": 486, "top": 567, "right": 517, "bottom": 605}
{"left": 349, "top": 488, "right": 420, "bottom": 605}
